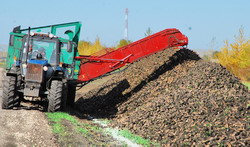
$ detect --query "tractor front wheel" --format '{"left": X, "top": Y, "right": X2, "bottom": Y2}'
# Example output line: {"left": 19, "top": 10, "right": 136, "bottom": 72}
{"left": 2, "top": 75, "right": 19, "bottom": 109}
{"left": 48, "top": 80, "right": 64, "bottom": 112}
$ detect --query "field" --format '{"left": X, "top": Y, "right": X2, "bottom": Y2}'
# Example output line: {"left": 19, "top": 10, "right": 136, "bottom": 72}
{"left": 0, "top": 48, "right": 249, "bottom": 146}
{"left": 0, "top": 42, "right": 249, "bottom": 146}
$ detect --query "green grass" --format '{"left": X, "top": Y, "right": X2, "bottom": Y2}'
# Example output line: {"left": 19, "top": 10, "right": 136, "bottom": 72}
{"left": 81, "top": 123, "right": 102, "bottom": 132}
{"left": 243, "top": 82, "right": 250, "bottom": 90}
{"left": 78, "top": 127, "right": 89, "bottom": 135}
{"left": 118, "top": 129, "right": 160, "bottom": 147}
{"left": 52, "top": 123, "right": 64, "bottom": 134}
{"left": 0, "top": 62, "right": 6, "bottom": 68}
{"left": 46, "top": 112, "right": 77, "bottom": 123}
{"left": 46, "top": 112, "right": 89, "bottom": 136}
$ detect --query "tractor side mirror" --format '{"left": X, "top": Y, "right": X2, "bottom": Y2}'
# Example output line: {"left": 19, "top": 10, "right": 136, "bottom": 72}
{"left": 67, "top": 41, "right": 77, "bottom": 53}
{"left": 67, "top": 41, "right": 73, "bottom": 53}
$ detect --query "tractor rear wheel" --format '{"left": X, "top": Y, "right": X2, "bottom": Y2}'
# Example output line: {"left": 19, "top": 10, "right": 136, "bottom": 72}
{"left": 2, "top": 75, "right": 19, "bottom": 109}
{"left": 48, "top": 80, "right": 63, "bottom": 112}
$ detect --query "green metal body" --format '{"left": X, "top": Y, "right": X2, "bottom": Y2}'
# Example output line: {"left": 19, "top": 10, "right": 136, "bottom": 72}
{"left": 2, "top": 22, "right": 83, "bottom": 111}
{"left": 6, "top": 22, "right": 81, "bottom": 79}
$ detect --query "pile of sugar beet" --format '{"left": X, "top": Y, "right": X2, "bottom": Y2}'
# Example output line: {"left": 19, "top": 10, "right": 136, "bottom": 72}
{"left": 75, "top": 48, "right": 250, "bottom": 146}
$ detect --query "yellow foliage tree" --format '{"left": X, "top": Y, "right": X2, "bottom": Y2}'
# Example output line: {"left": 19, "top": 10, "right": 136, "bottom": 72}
{"left": 116, "top": 39, "right": 132, "bottom": 49}
{"left": 214, "top": 27, "right": 250, "bottom": 81}
{"left": 78, "top": 38, "right": 105, "bottom": 55}
{"left": 78, "top": 38, "right": 133, "bottom": 57}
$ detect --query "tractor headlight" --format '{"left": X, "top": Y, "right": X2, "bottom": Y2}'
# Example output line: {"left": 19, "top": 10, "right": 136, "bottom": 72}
{"left": 30, "top": 32, "right": 35, "bottom": 36}
{"left": 49, "top": 34, "right": 54, "bottom": 38}
{"left": 43, "top": 66, "right": 48, "bottom": 71}
{"left": 22, "top": 64, "right": 27, "bottom": 68}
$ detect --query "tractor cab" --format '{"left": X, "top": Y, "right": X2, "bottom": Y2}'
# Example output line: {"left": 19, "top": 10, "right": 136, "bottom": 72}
{"left": 21, "top": 33, "right": 59, "bottom": 77}
{"left": 24, "top": 35, "right": 56, "bottom": 62}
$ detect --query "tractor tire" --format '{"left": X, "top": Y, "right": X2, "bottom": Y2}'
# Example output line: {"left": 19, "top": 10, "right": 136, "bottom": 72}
{"left": 2, "top": 75, "right": 19, "bottom": 109}
{"left": 16, "top": 68, "right": 24, "bottom": 102}
{"left": 60, "top": 81, "right": 68, "bottom": 111}
{"left": 48, "top": 80, "right": 63, "bottom": 112}
{"left": 16, "top": 68, "right": 22, "bottom": 88}
{"left": 67, "top": 81, "right": 76, "bottom": 107}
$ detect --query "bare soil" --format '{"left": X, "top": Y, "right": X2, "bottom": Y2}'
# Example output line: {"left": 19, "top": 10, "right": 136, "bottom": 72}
{"left": 0, "top": 108, "right": 58, "bottom": 147}
{"left": 0, "top": 68, "right": 58, "bottom": 147}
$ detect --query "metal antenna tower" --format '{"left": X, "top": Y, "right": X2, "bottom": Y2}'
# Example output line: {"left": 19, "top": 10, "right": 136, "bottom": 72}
{"left": 124, "top": 8, "right": 128, "bottom": 40}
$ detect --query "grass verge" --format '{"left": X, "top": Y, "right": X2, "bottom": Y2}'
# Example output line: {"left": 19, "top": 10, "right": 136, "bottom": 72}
{"left": 46, "top": 112, "right": 92, "bottom": 146}
{"left": 46, "top": 112, "right": 119, "bottom": 146}
{"left": 118, "top": 129, "right": 156, "bottom": 147}
{"left": 46, "top": 112, "right": 93, "bottom": 136}
{"left": 46, "top": 112, "right": 160, "bottom": 146}
{"left": 243, "top": 82, "right": 250, "bottom": 90}
{"left": 0, "top": 62, "right": 5, "bottom": 68}
{"left": 46, "top": 112, "right": 80, "bottom": 134}
{"left": 93, "top": 119, "right": 160, "bottom": 146}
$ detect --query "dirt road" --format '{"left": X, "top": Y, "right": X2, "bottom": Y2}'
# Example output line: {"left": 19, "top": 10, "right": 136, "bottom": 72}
{"left": 0, "top": 68, "right": 58, "bottom": 147}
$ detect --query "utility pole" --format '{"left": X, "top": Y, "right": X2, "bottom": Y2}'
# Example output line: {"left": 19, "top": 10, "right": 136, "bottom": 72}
{"left": 124, "top": 8, "right": 128, "bottom": 40}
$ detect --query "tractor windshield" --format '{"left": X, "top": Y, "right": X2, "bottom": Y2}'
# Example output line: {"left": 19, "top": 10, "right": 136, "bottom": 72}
{"left": 22, "top": 38, "right": 57, "bottom": 65}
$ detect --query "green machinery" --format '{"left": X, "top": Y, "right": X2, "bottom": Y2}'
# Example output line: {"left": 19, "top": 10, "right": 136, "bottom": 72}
{"left": 2, "top": 22, "right": 82, "bottom": 112}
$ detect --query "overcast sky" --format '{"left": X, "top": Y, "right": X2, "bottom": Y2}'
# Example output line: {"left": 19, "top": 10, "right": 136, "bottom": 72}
{"left": 1, "top": 0, "right": 250, "bottom": 51}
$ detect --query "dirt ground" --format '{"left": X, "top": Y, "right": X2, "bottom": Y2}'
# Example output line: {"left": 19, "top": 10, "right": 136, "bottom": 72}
{"left": 0, "top": 68, "right": 58, "bottom": 147}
